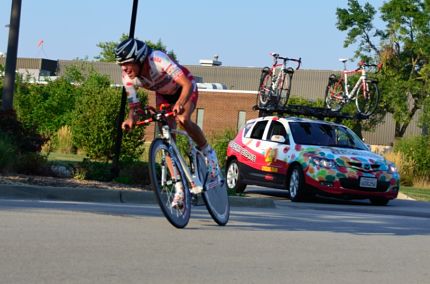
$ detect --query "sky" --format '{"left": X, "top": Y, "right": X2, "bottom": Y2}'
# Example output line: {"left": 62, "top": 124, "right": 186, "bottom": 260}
{"left": 0, "top": 0, "right": 386, "bottom": 71}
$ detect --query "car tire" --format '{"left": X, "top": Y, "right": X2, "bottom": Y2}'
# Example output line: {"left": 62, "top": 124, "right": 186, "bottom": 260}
{"left": 369, "top": 198, "right": 389, "bottom": 206}
{"left": 288, "top": 164, "right": 305, "bottom": 202}
{"left": 226, "top": 159, "right": 247, "bottom": 193}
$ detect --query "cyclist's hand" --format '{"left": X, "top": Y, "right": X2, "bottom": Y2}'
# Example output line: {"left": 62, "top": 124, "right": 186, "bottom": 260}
{"left": 122, "top": 118, "right": 134, "bottom": 131}
{"left": 173, "top": 102, "right": 185, "bottom": 115}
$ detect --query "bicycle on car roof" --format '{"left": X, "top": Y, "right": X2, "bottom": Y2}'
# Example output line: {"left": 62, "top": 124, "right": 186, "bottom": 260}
{"left": 324, "top": 59, "right": 382, "bottom": 117}
{"left": 257, "top": 52, "right": 301, "bottom": 112}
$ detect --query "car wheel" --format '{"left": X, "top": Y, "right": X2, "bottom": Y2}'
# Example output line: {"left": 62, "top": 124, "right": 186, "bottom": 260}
{"left": 369, "top": 198, "right": 389, "bottom": 206}
{"left": 288, "top": 164, "right": 305, "bottom": 202}
{"left": 226, "top": 159, "right": 247, "bottom": 193}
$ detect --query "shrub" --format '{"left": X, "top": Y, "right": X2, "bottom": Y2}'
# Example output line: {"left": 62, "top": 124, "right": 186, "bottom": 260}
{"left": 14, "top": 77, "right": 77, "bottom": 136}
{"left": 71, "top": 71, "right": 147, "bottom": 162}
{"left": 73, "top": 158, "right": 112, "bottom": 181}
{"left": 394, "top": 135, "right": 430, "bottom": 182}
{"left": 13, "top": 152, "right": 49, "bottom": 175}
{"left": 0, "top": 110, "right": 46, "bottom": 153}
{"left": 208, "top": 129, "right": 237, "bottom": 169}
{"left": 383, "top": 151, "right": 414, "bottom": 186}
{"left": 0, "top": 133, "right": 17, "bottom": 172}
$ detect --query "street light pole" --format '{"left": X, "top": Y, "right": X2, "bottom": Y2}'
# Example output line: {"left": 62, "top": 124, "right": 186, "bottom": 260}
{"left": 111, "top": 0, "right": 139, "bottom": 178}
{"left": 2, "top": 0, "right": 22, "bottom": 112}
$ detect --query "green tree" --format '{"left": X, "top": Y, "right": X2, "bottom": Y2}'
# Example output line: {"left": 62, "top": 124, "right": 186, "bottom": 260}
{"left": 95, "top": 34, "right": 177, "bottom": 62}
{"left": 336, "top": 0, "right": 430, "bottom": 138}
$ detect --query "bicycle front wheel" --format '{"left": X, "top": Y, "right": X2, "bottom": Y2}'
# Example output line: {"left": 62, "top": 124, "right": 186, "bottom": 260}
{"left": 148, "top": 138, "right": 191, "bottom": 228}
{"left": 257, "top": 70, "right": 273, "bottom": 108}
{"left": 325, "top": 80, "right": 345, "bottom": 112}
{"left": 278, "top": 69, "right": 293, "bottom": 108}
{"left": 356, "top": 79, "right": 379, "bottom": 116}
{"left": 196, "top": 152, "right": 230, "bottom": 226}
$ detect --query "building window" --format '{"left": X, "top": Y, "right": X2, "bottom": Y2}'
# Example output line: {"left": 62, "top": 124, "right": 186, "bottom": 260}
{"left": 237, "top": 111, "right": 246, "bottom": 130}
{"left": 196, "top": 108, "right": 204, "bottom": 130}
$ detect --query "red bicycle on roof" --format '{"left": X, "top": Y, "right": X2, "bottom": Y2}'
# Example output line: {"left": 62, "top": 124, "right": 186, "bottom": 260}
{"left": 325, "top": 59, "right": 382, "bottom": 117}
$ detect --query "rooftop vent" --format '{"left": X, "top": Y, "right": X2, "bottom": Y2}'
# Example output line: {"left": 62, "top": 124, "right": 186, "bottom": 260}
{"left": 199, "top": 54, "right": 222, "bottom": 66}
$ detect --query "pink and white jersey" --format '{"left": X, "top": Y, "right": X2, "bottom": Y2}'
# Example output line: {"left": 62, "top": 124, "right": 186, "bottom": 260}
{"left": 122, "top": 50, "right": 195, "bottom": 103}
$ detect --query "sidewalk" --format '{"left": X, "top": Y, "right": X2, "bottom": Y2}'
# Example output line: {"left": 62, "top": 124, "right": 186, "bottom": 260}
{"left": 0, "top": 183, "right": 276, "bottom": 208}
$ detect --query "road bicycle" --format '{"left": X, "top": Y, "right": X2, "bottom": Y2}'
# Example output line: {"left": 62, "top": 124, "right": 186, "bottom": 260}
{"left": 257, "top": 53, "right": 301, "bottom": 110}
{"left": 325, "top": 59, "right": 381, "bottom": 116}
{"left": 136, "top": 105, "right": 230, "bottom": 228}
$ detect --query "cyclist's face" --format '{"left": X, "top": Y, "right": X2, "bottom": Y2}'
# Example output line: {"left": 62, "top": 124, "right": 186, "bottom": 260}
{"left": 121, "top": 62, "right": 140, "bottom": 79}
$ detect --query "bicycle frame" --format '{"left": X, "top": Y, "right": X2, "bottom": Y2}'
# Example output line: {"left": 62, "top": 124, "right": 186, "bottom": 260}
{"left": 137, "top": 107, "right": 204, "bottom": 193}
{"left": 269, "top": 53, "right": 301, "bottom": 90}
{"left": 340, "top": 60, "right": 368, "bottom": 101}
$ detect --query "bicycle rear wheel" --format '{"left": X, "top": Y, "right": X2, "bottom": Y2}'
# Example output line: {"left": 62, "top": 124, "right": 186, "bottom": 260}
{"left": 148, "top": 138, "right": 191, "bottom": 228}
{"left": 196, "top": 152, "right": 230, "bottom": 226}
{"left": 257, "top": 69, "right": 273, "bottom": 108}
{"left": 325, "top": 80, "right": 345, "bottom": 112}
{"left": 356, "top": 79, "right": 379, "bottom": 116}
{"left": 278, "top": 69, "right": 293, "bottom": 108}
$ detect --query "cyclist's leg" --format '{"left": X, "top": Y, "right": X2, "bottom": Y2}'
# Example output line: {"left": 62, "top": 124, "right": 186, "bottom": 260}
{"left": 155, "top": 93, "right": 187, "bottom": 207}
{"left": 174, "top": 91, "right": 207, "bottom": 149}
{"left": 174, "top": 91, "right": 223, "bottom": 188}
{"left": 157, "top": 91, "right": 205, "bottom": 194}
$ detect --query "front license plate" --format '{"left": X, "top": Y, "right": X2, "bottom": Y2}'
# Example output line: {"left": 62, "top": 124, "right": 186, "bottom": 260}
{"left": 360, "top": 177, "right": 377, "bottom": 188}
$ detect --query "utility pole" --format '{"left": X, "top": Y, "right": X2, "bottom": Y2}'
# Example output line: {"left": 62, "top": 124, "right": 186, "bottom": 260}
{"left": 1, "top": 0, "right": 22, "bottom": 112}
{"left": 111, "top": 0, "right": 139, "bottom": 178}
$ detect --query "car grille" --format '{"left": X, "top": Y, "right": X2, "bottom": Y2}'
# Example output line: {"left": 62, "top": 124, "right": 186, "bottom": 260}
{"left": 339, "top": 178, "right": 390, "bottom": 192}
{"left": 347, "top": 161, "right": 381, "bottom": 172}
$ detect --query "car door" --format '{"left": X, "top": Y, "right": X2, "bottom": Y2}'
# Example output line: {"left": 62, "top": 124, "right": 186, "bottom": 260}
{"left": 262, "top": 119, "right": 290, "bottom": 177}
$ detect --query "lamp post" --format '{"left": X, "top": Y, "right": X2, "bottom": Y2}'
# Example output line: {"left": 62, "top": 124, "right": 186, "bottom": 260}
{"left": 2, "top": 0, "right": 22, "bottom": 112}
{"left": 111, "top": 0, "right": 139, "bottom": 178}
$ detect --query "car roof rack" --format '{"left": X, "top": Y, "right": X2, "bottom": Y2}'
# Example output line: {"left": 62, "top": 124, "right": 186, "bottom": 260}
{"left": 253, "top": 104, "right": 369, "bottom": 123}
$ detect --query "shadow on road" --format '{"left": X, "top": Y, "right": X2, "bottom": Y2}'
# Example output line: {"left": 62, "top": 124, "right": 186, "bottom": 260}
{"left": 1, "top": 196, "right": 429, "bottom": 236}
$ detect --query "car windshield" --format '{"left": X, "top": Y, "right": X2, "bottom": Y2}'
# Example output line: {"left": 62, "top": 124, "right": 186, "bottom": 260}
{"left": 289, "top": 121, "right": 368, "bottom": 150}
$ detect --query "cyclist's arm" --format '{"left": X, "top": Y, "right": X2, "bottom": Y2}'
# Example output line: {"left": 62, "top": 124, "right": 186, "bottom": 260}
{"left": 122, "top": 74, "right": 141, "bottom": 129}
{"left": 173, "top": 74, "right": 192, "bottom": 114}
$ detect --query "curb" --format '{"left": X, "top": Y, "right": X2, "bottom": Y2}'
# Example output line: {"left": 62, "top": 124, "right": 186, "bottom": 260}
{"left": 0, "top": 184, "right": 275, "bottom": 208}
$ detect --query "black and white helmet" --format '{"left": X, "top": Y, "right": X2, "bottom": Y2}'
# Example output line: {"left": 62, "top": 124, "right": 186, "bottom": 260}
{"left": 115, "top": 38, "right": 149, "bottom": 64}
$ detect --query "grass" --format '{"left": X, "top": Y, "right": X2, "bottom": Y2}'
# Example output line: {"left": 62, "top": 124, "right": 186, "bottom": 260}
{"left": 47, "top": 152, "right": 86, "bottom": 162}
{"left": 400, "top": 187, "right": 430, "bottom": 202}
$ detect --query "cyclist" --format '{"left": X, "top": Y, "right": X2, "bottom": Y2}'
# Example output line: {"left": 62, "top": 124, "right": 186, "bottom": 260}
{"left": 115, "top": 38, "right": 221, "bottom": 208}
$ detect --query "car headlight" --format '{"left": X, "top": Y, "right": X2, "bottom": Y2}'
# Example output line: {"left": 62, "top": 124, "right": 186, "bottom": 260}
{"left": 388, "top": 163, "right": 398, "bottom": 174}
{"left": 310, "top": 157, "right": 337, "bottom": 169}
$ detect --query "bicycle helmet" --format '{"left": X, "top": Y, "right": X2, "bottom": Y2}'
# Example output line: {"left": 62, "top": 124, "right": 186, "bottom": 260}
{"left": 115, "top": 38, "right": 149, "bottom": 64}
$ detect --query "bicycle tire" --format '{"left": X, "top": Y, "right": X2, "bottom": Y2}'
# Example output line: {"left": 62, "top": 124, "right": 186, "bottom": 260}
{"left": 324, "top": 79, "right": 345, "bottom": 112}
{"left": 148, "top": 138, "right": 191, "bottom": 228}
{"left": 257, "top": 70, "right": 273, "bottom": 108}
{"left": 355, "top": 79, "right": 379, "bottom": 116}
{"left": 278, "top": 69, "right": 293, "bottom": 107}
{"left": 196, "top": 152, "right": 230, "bottom": 226}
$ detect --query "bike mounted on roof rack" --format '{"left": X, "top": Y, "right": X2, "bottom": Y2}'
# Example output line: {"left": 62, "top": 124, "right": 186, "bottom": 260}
{"left": 253, "top": 104, "right": 370, "bottom": 123}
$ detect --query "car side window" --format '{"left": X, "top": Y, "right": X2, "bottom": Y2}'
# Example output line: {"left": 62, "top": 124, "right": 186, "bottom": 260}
{"left": 267, "top": 121, "right": 289, "bottom": 144}
{"left": 243, "top": 121, "right": 254, "bottom": 137}
{"left": 250, "top": 121, "right": 268, "bottom": 140}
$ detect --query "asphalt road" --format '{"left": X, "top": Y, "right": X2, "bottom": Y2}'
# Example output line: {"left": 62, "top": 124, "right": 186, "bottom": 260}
{"left": 1, "top": 193, "right": 429, "bottom": 284}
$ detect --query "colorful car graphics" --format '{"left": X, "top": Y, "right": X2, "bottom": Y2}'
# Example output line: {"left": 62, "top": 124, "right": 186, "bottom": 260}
{"left": 226, "top": 116, "right": 400, "bottom": 202}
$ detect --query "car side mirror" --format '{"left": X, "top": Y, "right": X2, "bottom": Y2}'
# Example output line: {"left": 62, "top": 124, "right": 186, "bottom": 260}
{"left": 271, "top": 135, "right": 286, "bottom": 143}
